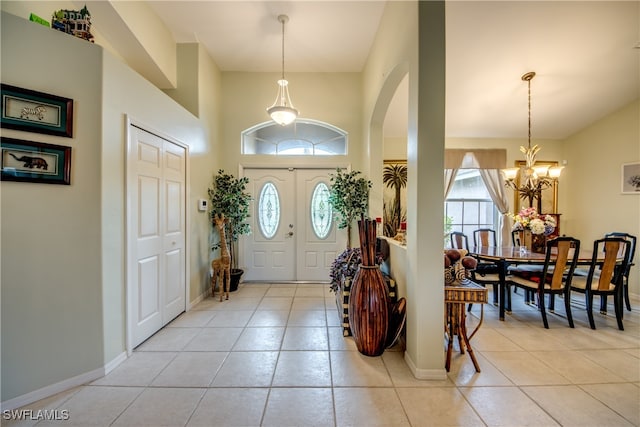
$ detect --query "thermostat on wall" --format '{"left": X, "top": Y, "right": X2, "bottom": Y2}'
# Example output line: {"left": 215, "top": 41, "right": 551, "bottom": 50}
{"left": 198, "top": 199, "right": 208, "bottom": 212}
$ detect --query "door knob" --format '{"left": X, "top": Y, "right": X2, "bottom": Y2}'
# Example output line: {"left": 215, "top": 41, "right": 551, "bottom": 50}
{"left": 287, "top": 231, "right": 294, "bottom": 237}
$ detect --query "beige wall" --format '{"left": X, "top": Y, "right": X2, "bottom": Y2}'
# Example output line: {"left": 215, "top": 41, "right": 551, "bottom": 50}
{"left": 563, "top": 100, "right": 640, "bottom": 295}
{"left": 1, "top": 11, "right": 220, "bottom": 404}
{"left": 219, "top": 72, "right": 363, "bottom": 172}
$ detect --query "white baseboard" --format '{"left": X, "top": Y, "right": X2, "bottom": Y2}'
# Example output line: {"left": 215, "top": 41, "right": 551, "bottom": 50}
{"left": 404, "top": 351, "right": 448, "bottom": 380}
{"left": 0, "top": 352, "right": 128, "bottom": 411}
{"left": 189, "top": 287, "right": 211, "bottom": 309}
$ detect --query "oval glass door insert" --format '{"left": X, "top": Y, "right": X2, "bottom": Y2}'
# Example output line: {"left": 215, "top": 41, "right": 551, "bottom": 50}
{"left": 258, "top": 182, "right": 280, "bottom": 239}
{"left": 310, "top": 182, "right": 332, "bottom": 239}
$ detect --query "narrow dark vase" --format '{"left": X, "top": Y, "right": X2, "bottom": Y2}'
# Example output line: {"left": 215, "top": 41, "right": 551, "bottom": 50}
{"left": 348, "top": 265, "right": 389, "bottom": 356}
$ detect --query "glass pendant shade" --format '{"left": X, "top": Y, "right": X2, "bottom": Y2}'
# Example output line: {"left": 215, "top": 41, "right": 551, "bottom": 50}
{"left": 267, "top": 79, "right": 298, "bottom": 126}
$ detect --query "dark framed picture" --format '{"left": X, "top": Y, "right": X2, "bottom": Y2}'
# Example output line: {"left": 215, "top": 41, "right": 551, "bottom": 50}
{"left": 1, "top": 84, "right": 73, "bottom": 138}
{"left": 1, "top": 137, "right": 71, "bottom": 185}
{"left": 621, "top": 161, "right": 640, "bottom": 194}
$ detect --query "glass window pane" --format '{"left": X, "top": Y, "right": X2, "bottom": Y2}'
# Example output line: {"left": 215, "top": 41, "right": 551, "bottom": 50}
{"left": 258, "top": 182, "right": 280, "bottom": 239}
{"left": 310, "top": 182, "right": 332, "bottom": 239}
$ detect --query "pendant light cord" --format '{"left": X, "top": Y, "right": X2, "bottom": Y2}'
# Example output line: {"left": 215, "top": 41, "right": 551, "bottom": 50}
{"left": 280, "top": 16, "right": 286, "bottom": 81}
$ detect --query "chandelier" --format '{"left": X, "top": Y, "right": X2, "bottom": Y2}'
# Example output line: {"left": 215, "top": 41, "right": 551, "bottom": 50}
{"left": 502, "top": 71, "right": 563, "bottom": 212}
{"left": 267, "top": 14, "right": 298, "bottom": 126}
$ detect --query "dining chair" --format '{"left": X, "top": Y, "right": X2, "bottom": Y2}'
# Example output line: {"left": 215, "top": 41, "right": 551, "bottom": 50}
{"left": 450, "top": 231, "right": 469, "bottom": 250}
{"left": 603, "top": 232, "right": 636, "bottom": 312}
{"left": 571, "top": 237, "right": 631, "bottom": 330}
{"left": 473, "top": 228, "right": 497, "bottom": 247}
{"left": 507, "top": 236, "right": 581, "bottom": 328}
{"left": 470, "top": 228, "right": 502, "bottom": 307}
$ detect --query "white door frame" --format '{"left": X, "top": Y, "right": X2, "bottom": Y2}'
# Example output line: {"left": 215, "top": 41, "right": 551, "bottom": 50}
{"left": 125, "top": 116, "right": 190, "bottom": 355}
{"left": 238, "top": 163, "right": 349, "bottom": 280}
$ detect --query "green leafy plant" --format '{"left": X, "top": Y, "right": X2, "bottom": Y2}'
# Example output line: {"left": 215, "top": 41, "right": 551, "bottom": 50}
{"left": 208, "top": 169, "right": 251, "bottom": 270}
{"left": 328, "top": 168, "right": 372, "bottom": 248}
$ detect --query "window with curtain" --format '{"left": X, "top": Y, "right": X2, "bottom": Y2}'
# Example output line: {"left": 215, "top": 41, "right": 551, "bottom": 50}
{"left": 445, "top": 169, "right": 498, "bottom": 239}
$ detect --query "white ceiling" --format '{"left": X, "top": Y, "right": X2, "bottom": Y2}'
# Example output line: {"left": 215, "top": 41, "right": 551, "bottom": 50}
{"left": 143, "top": 1, "right": 639, "bottom": 140}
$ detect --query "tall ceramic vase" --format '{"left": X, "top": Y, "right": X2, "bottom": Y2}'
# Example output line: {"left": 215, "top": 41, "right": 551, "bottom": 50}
{"left": 348, "top": 219, "right": 389, "bottom": 356}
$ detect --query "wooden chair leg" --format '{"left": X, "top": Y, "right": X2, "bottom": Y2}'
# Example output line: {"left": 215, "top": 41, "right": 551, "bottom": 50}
{"left": 600, "top": 295, "right": 608, "bottom": 314}
{"left": 623, "top": 280, "right": 632, "bottom": 312}
{"left": 614, "top": 291, "right": 624, "bottom": 331}
{"left": 539, "top": 291, "right": 549, "bottom": 329}
{"left": 564, "top": 290, "right": 574, "bottom": 328}
{"left": 586, "top": 291, "right": 596, "bottom": 329}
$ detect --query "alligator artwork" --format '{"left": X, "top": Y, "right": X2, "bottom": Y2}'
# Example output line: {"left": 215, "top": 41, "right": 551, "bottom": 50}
{"left": 9, "top": 153, "right": 49, "bottom": 170}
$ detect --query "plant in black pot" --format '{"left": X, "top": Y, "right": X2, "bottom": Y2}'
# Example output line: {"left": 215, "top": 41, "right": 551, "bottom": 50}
{"left": 208, "top": 169, "right": 251, "bottom": 292}
{"left": 328, "top": 168, "right": 372, "bottom": 249}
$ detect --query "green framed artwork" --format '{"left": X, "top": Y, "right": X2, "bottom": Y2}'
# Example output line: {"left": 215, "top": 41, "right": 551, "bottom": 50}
{"left": 1, "top": 84, "right": 73, "bottom": 138}
{"left": 1, "top": 137, "right": 71, "bottom": 185}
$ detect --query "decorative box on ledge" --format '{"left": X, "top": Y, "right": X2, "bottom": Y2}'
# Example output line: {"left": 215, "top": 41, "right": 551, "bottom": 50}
{"left": 336, "top": 273, "right": 397, "bottom": 337}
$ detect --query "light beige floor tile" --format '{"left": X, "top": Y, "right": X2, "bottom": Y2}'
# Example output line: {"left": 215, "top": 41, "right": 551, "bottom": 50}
{"left": 330, "top": 351, "right": 392, "bottom": 387}
{"left": 282, "top": 326, "right": 328, "bottom": 350}
{"left": 247, "top": 310, "right": 290, "bottom": 327}
{"left": 257, "top": 297, "right": 293, "bottom": 310}
{"left": 383, "top": 351, "right": 453, "bottom": 387}
{"left": 183, "top": 327, "right": 243, "bottom": 351}
{"left": 523, "top": 385, "right": 635, "bottom": 426}
{"left": 326, "top": 309, "right": 341, "bottom": 327}
{"left": 447, "top": 350, "right": 515, "bottom": 387}
{"left": 112, "top": 387, "right": 204, "bottom": 426}
{"left": 213, "top": 297, "right": 261, "bottom": 311}
{"left": 328, "top": 327, "right": 357, "bottom": 351}
{"left": 397, "top": 387, "right": 484, "bottom": 426}
{"left": 234, "top": 286, "right": 268, "bottom": 298}
{"left": 580, "top": 383, "right": 640, "bottom": 426}
{"left": 292, "top": 297, "right": 326, "bottom": 310}
{"left": 206, "top": 310, "right": 253, "bottom": 327}
{"left": 581, "top": 349, "right": 640, "bottom": 382}
{"left": 167, "top": 310, "right": 217, "bottom": 327}
{"left": 272, "top": 351, "right": 331, "bottom": 387}
{"left": 544, "top": 326, "right": 622, "bottom": 350}
{"left": 232, "top": 327, "right": 285, "bottom": 351}
{"left": 136, "top": 327, "right": 200, "bottom": 351}
{"left": 333, "top": 388, "right": 409, "bottom": 426}
{"left": 191, "top": 298, "right": 224, "bottom": 311}
{"left": 37, "top": 386, "right": 144, "bottom": 426}
{"left": 150, "top": 352, "right": 227, "bottom": 387}
{"left": 481, "top": 351, "right": 572, "bottom": 385}
{"left": 186, "top": 388, "right": 268, "bottom": 426}
{"left": 211, "top": 351, "right": 278, "bottom": 387}
{"left": 91, "top": 352, "right": 176, "bottom": 386}
{"left": 460, "top": 386, "right": 560, "bottom": 426}
{"left": 496, "top": 327, "right": 571, "bottom": 351}
{"left": 288, "top": 309, "right": 328, "bottom": 326}
{"left": 265, "top": 287, "right": 296, "bottom": 297}
{"left": 295, "top": 286, "right": 327, "bottom": 297}
{"left": 263, "top": 388, "right": 334, "bottom": 427}
{"left": 472, "top": 328, "right": 523, "bottom": 352}
{"left": 530, "top": 350, "right": 626, "bottom": 383}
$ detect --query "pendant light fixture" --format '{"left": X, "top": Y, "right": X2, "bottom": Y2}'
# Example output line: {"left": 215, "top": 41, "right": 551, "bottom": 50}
{"left": 267, "top": 14, "right": 298, "bottom": 126}
{"left": 502, "top": 71, "right": 563, "bottom": 211}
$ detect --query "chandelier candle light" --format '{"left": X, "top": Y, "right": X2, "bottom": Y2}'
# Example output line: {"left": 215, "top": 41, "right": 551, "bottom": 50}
{"left": 267, "top": 14, "right": 299, "bottom": 126}
{"left": 502, "top": 72, "right": 563, "bottom": 212}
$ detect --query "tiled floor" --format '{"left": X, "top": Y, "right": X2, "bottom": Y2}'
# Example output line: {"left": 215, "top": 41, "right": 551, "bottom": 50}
{"left": 5, "top": 282, "right": 639, "bottom": 426}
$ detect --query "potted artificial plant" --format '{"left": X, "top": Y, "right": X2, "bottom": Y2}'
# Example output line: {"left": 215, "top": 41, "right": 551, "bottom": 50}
{"left": 328, "top": 168, "right": 372, "bottom": 249}
{"left": 208, "top": 169, "right": 251, "bottom": 291}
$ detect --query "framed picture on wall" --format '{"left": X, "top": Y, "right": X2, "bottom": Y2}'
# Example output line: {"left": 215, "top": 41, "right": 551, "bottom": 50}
{"left": 621, "top": 161, "right": 640, "bottom": 194}
{"left": 1, "top": 84, "right": 73, "bottom": 138}
{"left": 513, "top": 160, "right": 559, "bottom": 213}
{"left": 1, "top": 137, "right": 71, "bottom": 185}
{"left": 382, "top": 159, "right": 407, "bottom": 237}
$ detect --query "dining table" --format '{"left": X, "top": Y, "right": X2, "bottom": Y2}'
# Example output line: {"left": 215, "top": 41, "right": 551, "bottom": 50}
{"left": 468, "top": 246, "right": 604, "bottom": 321}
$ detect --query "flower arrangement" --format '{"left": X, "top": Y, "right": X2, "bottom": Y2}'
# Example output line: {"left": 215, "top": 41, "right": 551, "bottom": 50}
{"left": 509, "top": 207, "right": 556, "bottom": 236}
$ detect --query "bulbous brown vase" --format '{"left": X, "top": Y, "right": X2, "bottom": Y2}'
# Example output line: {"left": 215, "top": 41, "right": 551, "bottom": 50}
{"left": 348, "top": 264, "right": 389, "bottom": 356}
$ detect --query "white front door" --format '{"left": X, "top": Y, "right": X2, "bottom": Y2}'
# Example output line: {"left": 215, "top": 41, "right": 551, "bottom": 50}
{"left": 242, "top": 168, "right": 343, "bottom": 282}
{"left": 127, "top": 124, "right": 186, "bottom": 348}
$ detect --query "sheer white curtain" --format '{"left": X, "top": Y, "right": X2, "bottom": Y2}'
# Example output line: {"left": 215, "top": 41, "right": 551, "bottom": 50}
{"left": 444, "top": 169, "right": 458, "bottom": 197}
{"left": 479, "top": 169, "right": 511, "bottom": 245}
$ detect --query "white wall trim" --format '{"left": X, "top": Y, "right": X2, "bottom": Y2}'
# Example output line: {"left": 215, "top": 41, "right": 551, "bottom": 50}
{"left": 404, "top": 351, "right": 447, "bottom": 380}
{"left": 104, "top": 351, "right": 128, "bottom": 375}
{"left": 0, "top": 368, "right": 101, "bottom": 411}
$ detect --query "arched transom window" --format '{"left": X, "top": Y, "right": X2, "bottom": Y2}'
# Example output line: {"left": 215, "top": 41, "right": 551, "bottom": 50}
{"left": 242, "top": 119, "right": 348, "bottom": 155}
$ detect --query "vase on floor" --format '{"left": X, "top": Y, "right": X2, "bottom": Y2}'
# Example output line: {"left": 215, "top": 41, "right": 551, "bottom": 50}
{"left": 348, "top": 219, "right": 389, "bottom": 356}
